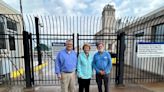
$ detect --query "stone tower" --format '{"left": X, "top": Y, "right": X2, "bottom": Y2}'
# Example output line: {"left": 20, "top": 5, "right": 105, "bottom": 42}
{"left": 102, "top": 4, "right": 116, "bottom": 52}
{"left": 94, "top": 4, "right": 116, "bottom": 52}
{"left": 102, "top": 4, "right": 116, "bottom": 34}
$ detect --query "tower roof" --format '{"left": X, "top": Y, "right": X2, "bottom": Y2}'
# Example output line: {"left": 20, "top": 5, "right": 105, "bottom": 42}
{"left": 103, "top": 4, "right": 115, "bottom": 11}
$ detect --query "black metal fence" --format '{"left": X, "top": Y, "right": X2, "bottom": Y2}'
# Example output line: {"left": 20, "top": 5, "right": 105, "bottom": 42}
{"left": 124, "top": 34, "right": 164, "bottom": 83}
{"left": 0, "top": 14, "right": 164, "bottom": 87}
{"left": 122, "top": 15, "right": 164, "bottom": 84}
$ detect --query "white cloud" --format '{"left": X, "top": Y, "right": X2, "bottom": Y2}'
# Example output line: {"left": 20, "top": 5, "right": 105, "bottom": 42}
{"left": 2, "top": 0, "right": 164, "bottom": 17}
{"left": 62, "top": 0, "right": 76, "bottom": 9}
{"left": 30, "top": 8, "right": 50, "bottom": 15}
{"left": 77, "top": 3, "right": 88, "bottom": 10}
{"left": 116, "top": 0, "right": 164, "bottom": 17}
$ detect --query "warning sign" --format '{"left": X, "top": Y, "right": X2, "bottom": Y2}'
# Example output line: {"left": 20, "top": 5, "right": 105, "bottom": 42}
{"left": 137, "top": 42, "right": 164, "bottom": 57}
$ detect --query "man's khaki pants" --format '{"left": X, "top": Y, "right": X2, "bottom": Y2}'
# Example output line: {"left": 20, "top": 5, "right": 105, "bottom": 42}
{"left": 61, "top": 72, "right": 75, "bottom": 92}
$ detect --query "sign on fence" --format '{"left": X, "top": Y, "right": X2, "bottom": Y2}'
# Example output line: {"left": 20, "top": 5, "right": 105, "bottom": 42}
{"left": 52, "top": 42, "right": 65, "bottom": 59}
{"left": 137, "top": 42, "right": 164, "bottom": 57}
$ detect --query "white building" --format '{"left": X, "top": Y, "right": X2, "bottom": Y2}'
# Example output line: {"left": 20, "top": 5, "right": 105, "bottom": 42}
{"left": 0, "top": 0, "right": 24, "bottom": 77}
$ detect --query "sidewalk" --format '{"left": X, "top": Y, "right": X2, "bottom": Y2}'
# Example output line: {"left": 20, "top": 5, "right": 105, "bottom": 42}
{"left": 0, "top": 82, "right": 164, "bottom": 92}
{"left": 0, "top": 85, "right": 151, "bottom": 92}
{"left": 141, "top": 82, "right": 164, "bottom": 92}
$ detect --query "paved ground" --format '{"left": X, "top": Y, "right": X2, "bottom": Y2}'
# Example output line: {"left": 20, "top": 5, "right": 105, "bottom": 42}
{"left": 1, "top": 82, "right": 164, "bottom": 92}
{"left": 141, "top": 82, "right": 164, "bottom": 92}
{"left": 0, "top": 84, "right": 154, "bottom": 92}
{"left": 0, "top": 60, "right": 164, "bottom": 92}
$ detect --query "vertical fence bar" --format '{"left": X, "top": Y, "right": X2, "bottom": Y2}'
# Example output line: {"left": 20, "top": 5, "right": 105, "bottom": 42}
{"left": 115, "top": 34, "right": 119, "bottom": 85}
{"left": 73, "top": 33, "right": 75, "bottom": 50}
{"left": 23, "top": 31, "right": 32, "bottom": 88}
{"left": 115, "top": 34, "right": 118, "bottom": 84}
{"left": 29, "top": 33, "right": 34, "bottom": 85}
{"left": 77, "top": 33, "right": 79, "bottom": 55}
{"left": 35, "top": 17, "right": 42, "bottom": 65}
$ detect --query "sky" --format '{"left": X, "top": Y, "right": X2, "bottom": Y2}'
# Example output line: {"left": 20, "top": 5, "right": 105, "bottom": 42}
{"left": 3, "top": 0, "right": 164, "bottom": 17}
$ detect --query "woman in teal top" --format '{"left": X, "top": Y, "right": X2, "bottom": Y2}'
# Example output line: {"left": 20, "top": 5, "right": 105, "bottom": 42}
{"left": 77, "top": 43, "right": 93, "bottom": 92}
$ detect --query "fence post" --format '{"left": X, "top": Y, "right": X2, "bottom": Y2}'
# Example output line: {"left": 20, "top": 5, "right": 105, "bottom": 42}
{"left": 73, "top": 33, "right": 75, "bottom": 50}
{"left": 29, "top": 33, "right": 34, "bottom": 85}
{"left": 23, "top": 31, "right": 32, "bottom": 88}
{"left": 77, "top": 33, "right": 79, "bottom": 55}
{"left": 115, "top": 34, "right": 119, "bottom": 85}
{"left": 35, "top": 17, "right": 42, "bottom": 65}
{"left": 117, "top": 32, "right": 125, "bottom": 86}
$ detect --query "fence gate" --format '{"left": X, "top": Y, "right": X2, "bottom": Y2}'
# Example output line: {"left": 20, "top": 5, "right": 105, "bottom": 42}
{"left": 27, "top": 16, "right": 120, "bottom": 86}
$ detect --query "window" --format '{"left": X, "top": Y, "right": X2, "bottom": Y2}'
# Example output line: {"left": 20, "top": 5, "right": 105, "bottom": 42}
{"left": 7, "top": 19, "right": 17, "bottom": 31}
{"left": 9, "top": 35, "right": 15, "bottom": 50}
{"left": 153, "top": 24, "right": 164, "bottom": 42}
{"left": 0, "top": 22, "right": 6, "bottom": 49}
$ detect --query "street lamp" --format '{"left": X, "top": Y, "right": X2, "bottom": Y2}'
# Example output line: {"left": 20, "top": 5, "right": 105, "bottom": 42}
{"left": 19, "top": 0, "right": 23, "bottom": 15}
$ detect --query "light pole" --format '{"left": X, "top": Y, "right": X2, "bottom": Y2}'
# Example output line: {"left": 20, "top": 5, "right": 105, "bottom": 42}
{"left": 19, "top": 0, "right": 26, "bottom": 33}
{"left": 19, "top": 0, "right": 23, "bottom": 15}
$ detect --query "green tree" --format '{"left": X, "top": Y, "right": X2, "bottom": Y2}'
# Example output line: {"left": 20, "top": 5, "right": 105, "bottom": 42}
{"left": 34, "top": 43, "right": 50, "bottom": 51}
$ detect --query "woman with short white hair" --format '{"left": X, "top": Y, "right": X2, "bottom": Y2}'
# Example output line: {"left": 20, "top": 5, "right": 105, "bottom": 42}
{"left": 77, "top": 43, "right": 93, "bottom": 92}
